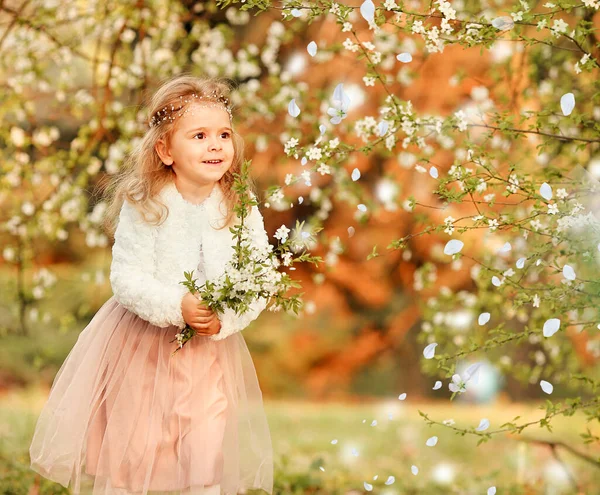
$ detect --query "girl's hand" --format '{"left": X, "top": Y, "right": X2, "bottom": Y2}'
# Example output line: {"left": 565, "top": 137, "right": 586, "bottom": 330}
{"left": 181, "top": 292, "right": 221, "bottom": 336}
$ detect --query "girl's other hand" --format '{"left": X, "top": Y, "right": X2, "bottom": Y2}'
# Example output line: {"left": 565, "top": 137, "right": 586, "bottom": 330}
{"left": 181, "top": 292, "right": 221, "bottom": 336}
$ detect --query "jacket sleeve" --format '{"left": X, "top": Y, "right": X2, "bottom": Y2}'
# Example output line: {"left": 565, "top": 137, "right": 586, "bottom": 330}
{"left": 210, "top": 199, "right": 270, "bottom": 341}
{"left": 110, "top": 199, "right": 189, "bottom": 329}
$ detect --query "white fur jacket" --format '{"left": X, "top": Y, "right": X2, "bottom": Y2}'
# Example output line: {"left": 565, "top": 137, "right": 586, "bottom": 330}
{"left": 110, "top": 181, "right": 270, "bottom": 341}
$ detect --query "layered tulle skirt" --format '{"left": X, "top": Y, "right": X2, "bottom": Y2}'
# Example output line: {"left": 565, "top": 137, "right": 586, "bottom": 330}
{"left": 29, "top": 296, "right": 273, "bottom": 495}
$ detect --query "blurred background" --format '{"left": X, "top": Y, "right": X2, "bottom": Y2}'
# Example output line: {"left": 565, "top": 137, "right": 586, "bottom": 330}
{"left": 1, "top": 0, "right": 599, "bottom": 493}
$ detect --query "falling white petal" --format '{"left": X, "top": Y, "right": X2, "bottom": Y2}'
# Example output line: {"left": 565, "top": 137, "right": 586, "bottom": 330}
{"left": 491, "top": 16, "right": 514, "bottom": 30}
{"left": 385, "top": 476, "right": 395, "bottom": 485}
{"left": 498, "top": 242, "right": 511, "bottom": 253}
{"left": 433, "top": 380, "right": 442, "bottom": 390}
{"left": 357, "top": 204, "right": 367, "bottom": 212}
{"left": 398, "top": 393, "right": 407, "bottom": 400}
{"left": 563, "top": 264, "right": 576, "bottom": 280}
{"left": 378, "top": 121, "right": 389, "bottom": 136}
{"left": 371, "top": 420, "right": 378, "bottom": 426}
{"left": 476, "top": 418, "right": 490, "bottom": 431}
{"left": 319, "top": 124, "right": 326, "bottom": 134}
{"left": 307, "top": 41, "right": 317, "bottom": 57}
{"left": 426, "top": 436, "right": 438, "bottom": 447}
{"left": 429, "top": 166, "right": 438, "bottom": 179}
{"left": 364, "top": 482, "right": 373, "bottom": 491}
{"left": 540, "top": 182, "right": 553, "bottom": 200}
{"left": 360, "top": 0, "right": 375, "bottom": 22}
{"left": 543, "top": 318, "right": 560, "bottom": 338}
{"left": 396, "top": 52, "right": 412, "bottom": 63}
{"left": 540, "top": 380, "right": 553, "bottom": 394}
{"left": 301, "top": 157, "right": 307, "bottom": 165}
{"left": 443, "top": 239, "right": 464, "bottom": 255}
{"left": 423, "top": 342, "right": 437, "bottom": 359}
{"left": 348, "top": 226, "right": 355, "bottom": 237}
{"left": 319, "top": 466, "right": 325, "bottom": 471}
{"left": 411, "top": 465, "right": 419, "bottom": 475}
{"left": 331, "top": 439, "right": 338, "bottom": 444}
{"left": 516, "top": 257, "right": 526, "bottom": 269}
{"left": 478, "top": 312, "right": 491, "bottom": 325}
{"left": 288, "top": 98, "right": 300, "bottom": 117}
{"left": 351, "top": 168, "right": 361, "bottom": 181}
{"left": 298, "top": 196, "right": 304, "bottom": 204}
{"left": 560, "top": 92, "right": 575, "bottom": 116}
{"left": 464, "top": 362, "right": 482, "bottom": 383}
{"left": 488, "top": 487, "right": 497, "bottom": 495}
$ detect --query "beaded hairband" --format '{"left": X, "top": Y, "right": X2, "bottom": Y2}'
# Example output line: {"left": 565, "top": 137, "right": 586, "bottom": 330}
{"left": 149, "top": 90, "right": 232, "bottom": 128}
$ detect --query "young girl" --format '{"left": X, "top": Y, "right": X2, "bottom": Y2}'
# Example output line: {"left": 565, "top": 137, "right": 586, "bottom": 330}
{"left": 29, "top": 75, "right": 274, "bottom": 495}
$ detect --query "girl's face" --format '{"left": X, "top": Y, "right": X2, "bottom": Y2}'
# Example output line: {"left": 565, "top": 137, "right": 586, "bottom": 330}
{"left": 155, "top": 103, "right": 234, "bottom": 187}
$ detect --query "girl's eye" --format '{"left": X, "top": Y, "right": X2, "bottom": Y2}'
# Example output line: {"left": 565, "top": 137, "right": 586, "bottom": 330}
{"left": 193, "top": 132, "right": 231, "bottom": 139}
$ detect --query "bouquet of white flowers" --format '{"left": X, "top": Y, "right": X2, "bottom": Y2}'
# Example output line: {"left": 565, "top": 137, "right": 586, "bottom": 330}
{"left": 170, "top": 159, "right": 322, "bottom": 353}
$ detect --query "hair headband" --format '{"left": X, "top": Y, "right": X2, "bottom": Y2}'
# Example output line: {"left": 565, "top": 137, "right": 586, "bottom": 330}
{"left": 149, "top": 90, "right": 232, "bottom": 128}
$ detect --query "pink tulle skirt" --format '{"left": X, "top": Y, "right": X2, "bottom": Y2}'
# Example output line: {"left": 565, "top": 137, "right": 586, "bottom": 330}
{"left": 29, "top": 296, "right": 273, "bottom": 495}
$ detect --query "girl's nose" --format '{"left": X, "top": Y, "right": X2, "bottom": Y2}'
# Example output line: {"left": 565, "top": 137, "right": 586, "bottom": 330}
{"left": 209, "top": 139, "right": 222, "bottom": 151}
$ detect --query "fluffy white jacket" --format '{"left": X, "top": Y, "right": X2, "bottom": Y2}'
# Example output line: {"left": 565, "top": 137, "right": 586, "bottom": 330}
{"left": 109, "top": 181, "right": 270, "bottom": 341}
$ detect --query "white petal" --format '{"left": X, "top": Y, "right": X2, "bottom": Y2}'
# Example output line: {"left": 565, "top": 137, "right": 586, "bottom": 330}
{"left": 491, "top": 16, "right": 514, "bottom": 30}
{"left": 385, "top": 476, "right": 395, "bottom": 485}
{"left": 301, "top": 157, "right": 307, "bottom": 165}
{"left": 348, "top": 226, "right": 355, "bottom": 237}
{"left": 478, "top": 312, "right": 490, "bottom": 325}
{"left": 398, "top": 393, "right": 407, "bottom": 400}
{"left": 563, "top": 264, "right": 576, "bottom": 280}
{"left": 288, "top": 98, "right": 300, "bottom": 117}
{"left": 291, "top": 8, "right": 302, "bottom": 17}
{"left": 307, "top": 41, "right": 317, "bottom": 57}
{"left": 298, "top": 196, "right": 304, "bottom": 204}
{"left": 319, "top": 466, "right": 325, "bottom": 471}
{"left": 396, "top": 52, "right": 412, "bottom": 63}
{"left": 488, "top": 487, "right": 497, "bottom": 495}
{"left": 498, "top": 242, "right": 511, "bottom": 253}
{"left": 426, "top": 436, "right": 438, "bottom": 447}
{"left": 357, "top": 204, "right": 367, "bottom": 212}
{"left": 423, "top": 343, "right": 437, "bottom": 359}
{"left": 331, "top": 439, "right": 338, "bottom": 444}
{"left": 491, "top": 276, "right": 501, "bottom": 286}
{"left": 351, "top": 168, "right": 361, "bottom": 181}
{"left": 364, "top": 482, "right": 373, "bottom": 491}
{"left": 540, "top": 380, "right": 554, "bottom": 394}
{"left": 516, "top": 257, "right": 526, "bottom": 269}
{"left": 319, "top": 124, "right": 326, "bottom": 134}
{"left": 371, "top": 420, "right": 378, "bottom": 426}
{"left": 560, "top": 92, "right": 575, "bottom": 116}
{"left": 360, "top": 0, "right": 375, "bottom": 22}
{"left": 540, "top": 182, "right": 553, "bottom": 200}
{"left": 443, "top": 239, "right": 464, "bottom": 255}
{"left": 433, "top": 380, "right": 442, "bottom": 390}
{"left": 378, "top": 121, "right": 389, "bottom": 136}
{"left": 464, "top": 362, "right": 482, "bottom": 383}
{"left": 449, "top": 383, "right": 459, "bottom": 393}
{"left": 411, "top": 465, "right": 419, "bottom": 475}
{"left": 476, "top": 418, "right": 490, "bottom": 431}
{"left": 429, "top": 166, "right": 438, "bottom": 179}
{"left": 543, "top": 318, "right": 560, "bottom": 337}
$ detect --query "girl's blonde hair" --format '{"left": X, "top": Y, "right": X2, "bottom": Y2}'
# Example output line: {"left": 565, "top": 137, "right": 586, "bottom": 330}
{"left": 98, "top": 73, "right": 256, "bottom": 237}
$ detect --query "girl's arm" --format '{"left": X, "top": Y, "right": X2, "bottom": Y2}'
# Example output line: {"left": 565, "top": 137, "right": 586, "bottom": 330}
{"left": 210, "top": 199, "right": 270, "bottom": 341}
{"left": 110, "top": 200, "right": 188, "bottom": 329}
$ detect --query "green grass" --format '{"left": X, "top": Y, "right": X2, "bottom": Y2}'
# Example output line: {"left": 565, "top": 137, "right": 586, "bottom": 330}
{"left": 1, "top": 386, "right": 599, "bottom": 494}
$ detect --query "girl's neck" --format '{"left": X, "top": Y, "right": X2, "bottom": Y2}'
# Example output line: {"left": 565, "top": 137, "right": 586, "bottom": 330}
{"left": 173, "top": 178, "right": 217, "bottom": 206}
